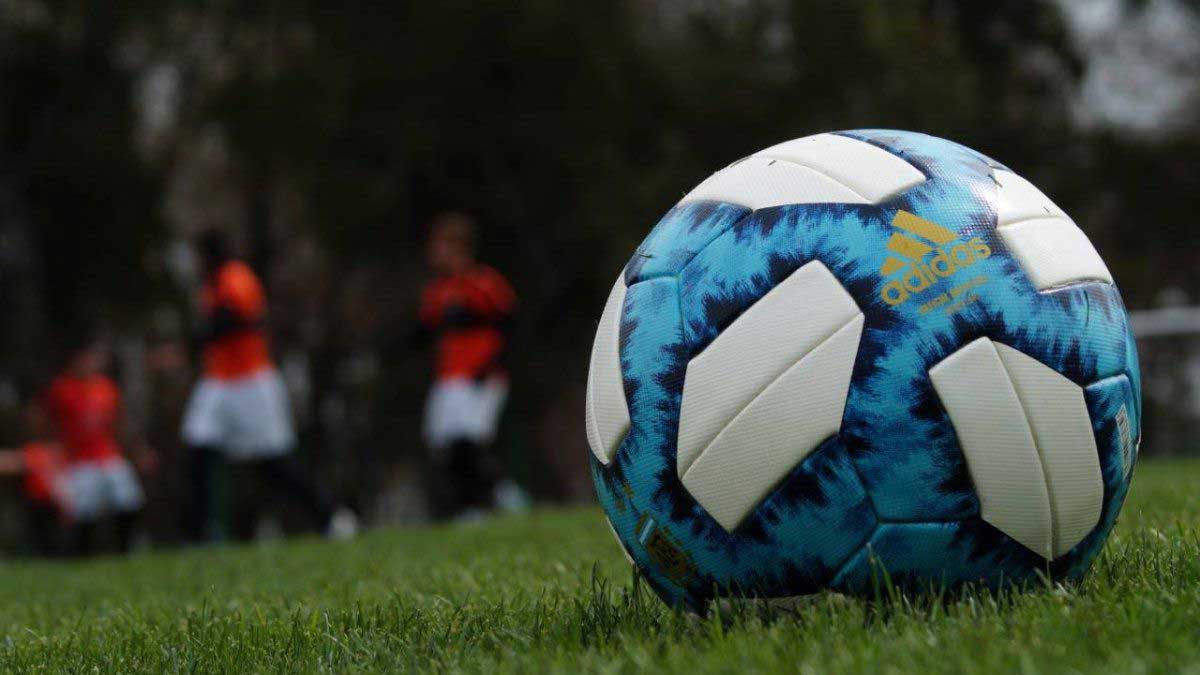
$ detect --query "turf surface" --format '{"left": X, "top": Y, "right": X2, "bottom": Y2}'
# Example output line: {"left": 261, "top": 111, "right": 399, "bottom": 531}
{"left": 0, "top": 458, "right": 1197, "bottom": 673}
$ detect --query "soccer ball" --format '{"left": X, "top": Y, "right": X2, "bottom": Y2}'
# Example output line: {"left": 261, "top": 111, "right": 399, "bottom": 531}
{"left": 586, "top": 130, "right": 1140, "bottom": 610}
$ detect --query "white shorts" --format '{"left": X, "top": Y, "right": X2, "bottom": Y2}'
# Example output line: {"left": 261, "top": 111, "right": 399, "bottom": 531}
{"left": 59, "top": 458, "right": 145, "bottom": 522}
{"left": 181, "top": 369, "right": 295, "bottom": 460}
{"left": 423, "top": 377, "right": 509, "bottom": 451}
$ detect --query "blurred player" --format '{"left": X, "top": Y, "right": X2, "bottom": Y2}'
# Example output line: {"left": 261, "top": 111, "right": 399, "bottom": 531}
{"left": 0, "top": 403, "right": 66, "bottom": 556}
{"left": 417, "top": 212, "right": 524, "bottom": 520}
{"left": 44, "top": 336, "right": 147, "bottom": 555}
{"left": 181, "top": 230, "right": 357, "bottom": 542}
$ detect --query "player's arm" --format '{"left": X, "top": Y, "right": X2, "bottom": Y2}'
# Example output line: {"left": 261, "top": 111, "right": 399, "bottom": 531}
{"left": 440, "top": 304, "right": 488, "bottom": 329}
{"left": 403, "top": 284, "right": 445, "bottom": 349}
{"left": 477, "top": 269, "right": 517, "bottom": 333}
{"left": 198, "top": 306, "right": 253, "bottom": 344}
{"left": 443, "top": 270, "right": 517, "bottom": 329}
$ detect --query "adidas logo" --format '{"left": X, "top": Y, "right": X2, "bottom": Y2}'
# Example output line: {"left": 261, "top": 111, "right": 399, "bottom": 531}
{"left": 878, "top": 210, "right": 992, "bottom": 307}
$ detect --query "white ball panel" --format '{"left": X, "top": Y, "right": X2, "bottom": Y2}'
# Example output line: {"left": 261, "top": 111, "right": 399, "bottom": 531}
{"left": 994, "top": 170, "right": 1066, "bottom": 226}
{"left": 998, "top": 216, "right": 1113, "bottom": 290}
{"left": 994, "top": 169, "right": 1113, "bottom": 290}
{"left": 682, "top": 315, "right": 863, "bottom": 531}
{"left": 994, "top": 343, "right": 1102, "bottom": 557}
{"left": 754, "top": 133, "right": 926, "bottom": 203}
{"left": 930, "top": 337, "right": 1053, "bottom": 559}
{"left": 679, "top": 156, "right": 868, "bottom": 210}
{"left": 585, "top": 275, "right": 630, "bottom": 465}
{"left": 677, "top": 261, "right": 862, "bottom": 477}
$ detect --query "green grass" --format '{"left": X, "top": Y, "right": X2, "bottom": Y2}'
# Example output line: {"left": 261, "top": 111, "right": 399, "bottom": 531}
{"left": 1, "top": 459, "right": 1198, "bottom": 673}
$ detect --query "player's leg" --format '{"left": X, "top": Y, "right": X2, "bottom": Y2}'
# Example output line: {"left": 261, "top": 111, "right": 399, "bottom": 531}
{"left": 234, "top": 369, "right": 355, "bottom": 537}
{"left": 457, "top": 377, "right": 513, "bottom": 513}
{"left": 254, "top": 455, "right": 334, "bottom": 531}
{"left": 183, "top": 447, "right": 224, "bottom": 541}
{"left": 61, "top": 463, "right": 102, "bottom": 556}
{"left": 447, "top": 438, "right": 496, "bottom": 512}
{"left": 102, "top": 458, "right": 145, "bottom": 553}
{"left": 424, "top": 380, "right": 464, "bottom": 519}
{"left": 114, "top": 511, "right": 138, "bottom": 553}
{"left": 227, "top": 460, "right": 263, "bottom": 542}
{"left": 426, "top": 453, "right": 462, "bottom": 520}
{"left": 180, "top": 378, "right": 228, "bottom": 542}
{"left": 475, "top": 377, "right": 529, "bottom": 512}
{"left": 24, "top": 502, "right": 59, "bottom": 557}
{"left": 71, "top": 521, "right": 97, "bottom": 557}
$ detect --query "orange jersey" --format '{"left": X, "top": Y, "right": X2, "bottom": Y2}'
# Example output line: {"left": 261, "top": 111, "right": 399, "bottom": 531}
{"left": 45, "top": 374, "right": 122, "bottom": 463}
{"left": 419, "top": 265, "right": 517, "bottom": 380}
{"left": 21, "top": 442, "right": 63, "bottom": 504}
{"left": 201, "top": 260, "right": 272, "bottom": 380}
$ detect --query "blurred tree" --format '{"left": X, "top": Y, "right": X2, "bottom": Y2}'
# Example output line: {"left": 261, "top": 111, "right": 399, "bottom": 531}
{"left": 1, "top": 0, "right": 1197, "bottom": 537}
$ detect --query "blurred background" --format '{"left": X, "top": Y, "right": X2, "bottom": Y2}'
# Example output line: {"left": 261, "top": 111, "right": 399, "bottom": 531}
{"left": 0, "top": 0, "right": 1198, "bottom": 550}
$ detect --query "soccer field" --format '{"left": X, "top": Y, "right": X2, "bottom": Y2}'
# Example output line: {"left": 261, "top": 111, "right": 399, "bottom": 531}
{"left": 1, "top": 459, "right": 1197, "bottom": 673}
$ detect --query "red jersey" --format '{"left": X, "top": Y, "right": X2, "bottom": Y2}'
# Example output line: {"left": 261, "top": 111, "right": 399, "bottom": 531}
{"left": 201, "top": 260, "right": 272, "bottom": 380}
{"left": 45, "top": 374, "right": 123, "bottom": 463}
{"left": 419, "top": 265, "right": 517, "bottom": 380}
{"left": 21, "top": 442, "right": 63, "bottom": 504}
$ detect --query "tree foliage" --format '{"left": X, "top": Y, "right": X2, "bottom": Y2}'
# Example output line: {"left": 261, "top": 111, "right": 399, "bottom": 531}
{"left": 1, "top": 0, "right": 1196, "bottom": 507}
